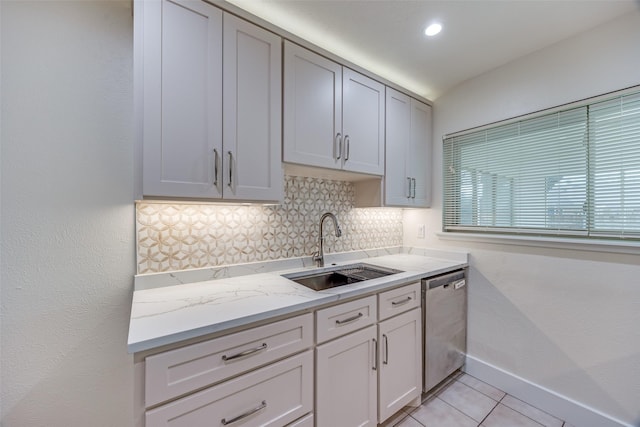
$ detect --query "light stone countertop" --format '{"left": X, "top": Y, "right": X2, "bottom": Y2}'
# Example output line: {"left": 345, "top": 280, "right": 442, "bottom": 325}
{"left": 127, "top": 248, "right": 468, "bottom": 353}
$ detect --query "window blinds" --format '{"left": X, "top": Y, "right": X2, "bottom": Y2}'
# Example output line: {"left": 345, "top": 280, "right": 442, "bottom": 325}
{"left": 589, "top": 92, "right": 640, "bottom": 238}
{"left": 443, "top": 90, "right": 640, "bottom": 240}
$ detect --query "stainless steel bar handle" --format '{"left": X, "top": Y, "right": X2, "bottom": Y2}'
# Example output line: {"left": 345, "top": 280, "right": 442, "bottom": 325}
{"left": 383, "top": 334, "right": 389, "bottom": 365}
{"left": 335, "top": 133, "right": 342, "bottom": 160}
{"left": 344, "top": 135, "right": 350, "bottom": 161}
{"left": 335, "top": 312, "right": 363, "bottom": 325}
{"left": 222, "top": 343, "right": 267, "bottom": 362}
{"left": 212, "top": 149, "right": 219, "bottom": 187}
{"left": 412, "top": 178, "right": 417, "bottom": 198}
{"left": 372, "top": 338, "right": 378, "bottom": 370}
{"left": 407, "top": 177, "right": 412, "bottom": 198}
{"left": 227, "top": 151, "right": 233, "bottom": 187}
{"left": 221, "top": 400, "right": 267, "bottom": 425}
{"left": 391, "top": 296, "right": 412, "bottom": 306}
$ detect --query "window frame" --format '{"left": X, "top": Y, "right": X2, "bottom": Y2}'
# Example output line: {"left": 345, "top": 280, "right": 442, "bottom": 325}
{"left": 441, "top": 86, "right": 640, "bottom": 250}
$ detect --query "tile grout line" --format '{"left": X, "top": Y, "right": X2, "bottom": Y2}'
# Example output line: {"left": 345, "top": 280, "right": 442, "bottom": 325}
{"left": 461, "top": 376, "right": 563, "bottom": 427}
{"left": 500, "top": 399, "right": 550, "bottom": 427}
{"left": 476, "top": 398, "right": 500, "bottom": 426}
{"left": 436, "top": 395, "right": 493, "bottom": 426}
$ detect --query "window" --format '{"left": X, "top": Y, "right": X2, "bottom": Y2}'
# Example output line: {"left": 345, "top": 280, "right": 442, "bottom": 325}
{"left": 443, "top": 90, "right": 640, "bottom": 241}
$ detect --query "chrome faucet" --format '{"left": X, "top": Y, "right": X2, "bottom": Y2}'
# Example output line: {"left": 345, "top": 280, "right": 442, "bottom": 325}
{"left": 313, "top": 212, "right": 342, "bottom": 267}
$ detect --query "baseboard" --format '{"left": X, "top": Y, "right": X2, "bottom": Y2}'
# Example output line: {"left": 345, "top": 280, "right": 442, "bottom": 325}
{"left": 464, "top": 355, "right": 633, "bottom": 427}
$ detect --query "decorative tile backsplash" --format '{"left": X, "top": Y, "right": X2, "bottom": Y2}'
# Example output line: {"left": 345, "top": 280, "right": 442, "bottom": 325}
{"left": 136, "top": 176, "right": 403, "bottom": 274}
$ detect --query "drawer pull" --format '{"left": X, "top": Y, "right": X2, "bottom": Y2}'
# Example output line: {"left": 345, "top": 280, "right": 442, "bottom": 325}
{"left": 222, "top": 343, "right": 267, "bottom": 362}
{"left": 221, "top": 400, "right": 267, "bottom": 425}
{"left": 391, "top": 296, "right": 412, "bottom": 306}
{"left": 335, "top": 312, "right": 363, "bottom": 325}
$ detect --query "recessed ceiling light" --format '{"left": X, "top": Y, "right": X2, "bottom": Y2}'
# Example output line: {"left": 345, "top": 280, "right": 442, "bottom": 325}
{"left": 424, "top": 23, "right": 442, "bottom": 37}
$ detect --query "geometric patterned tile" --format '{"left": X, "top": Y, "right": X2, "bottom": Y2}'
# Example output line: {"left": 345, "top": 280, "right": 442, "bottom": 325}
{"left": 136, "top": 175, "right": 403, "bottom": 273}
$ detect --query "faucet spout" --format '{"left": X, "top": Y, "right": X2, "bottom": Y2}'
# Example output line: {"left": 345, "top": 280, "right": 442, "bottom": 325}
{"left": 313, "top": 212, "right": 342, "bottom": 267}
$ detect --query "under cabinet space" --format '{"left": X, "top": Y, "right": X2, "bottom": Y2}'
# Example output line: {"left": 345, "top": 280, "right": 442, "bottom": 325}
{"left": 145, "top": 313, "right": 313, "bottom": 407}
{"left": 146, "top": 351, "right": 313, "bottom": 427}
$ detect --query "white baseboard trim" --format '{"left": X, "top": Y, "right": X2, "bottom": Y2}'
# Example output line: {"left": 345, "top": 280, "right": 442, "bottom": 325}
{"left": 464, "top": 355, "right": 634, "bottom": 427}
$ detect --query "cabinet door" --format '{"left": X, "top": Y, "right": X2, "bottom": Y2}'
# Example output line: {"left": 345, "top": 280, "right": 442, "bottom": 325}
{"left": 316, "top": 325, "right": 377, "bottom": 427}
{"left": 408, "top": 99, "right": 432, "bottom": 207}
{"left": 223, "top": 14, "right": 283, "bottom": 202}
{"left": 283, "top": 41, "right": 342, "bottom": 170}
{"left": 342, "top": 69, "right": 385, "bottom": 175}
{"left": 384, "top": 88, "right": 411, "bottom": 206}
{"left": 378, "top": 308, "right": 422, "bottom": 423}
{"left": 142, "top": 0, "right": 222, "bottom": 198}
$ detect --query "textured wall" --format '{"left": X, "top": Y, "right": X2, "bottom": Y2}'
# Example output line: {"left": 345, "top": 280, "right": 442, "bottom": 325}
{"left": 1, "top": 2, "right": 135, "bottom": 426}
{"left": 137, "top": 175, "right": 403, "bottom": 273}
{"left": 404, "top": 11, "right": 640, "bottom": 426}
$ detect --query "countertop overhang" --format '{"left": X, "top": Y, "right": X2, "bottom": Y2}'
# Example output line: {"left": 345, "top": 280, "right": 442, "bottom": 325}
{"left": 127, "top": 248, "right": 468, "bottom": 353}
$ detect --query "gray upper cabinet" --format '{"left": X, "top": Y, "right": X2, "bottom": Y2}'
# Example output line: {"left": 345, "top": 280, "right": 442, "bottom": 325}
{"left": 283, "top": 41, "right": 385, "bottom": 176}
{"left": 222, "top": 13, "right": 283, "bottom": 202}
{"left": 139, "top": 0, "right": 282, "bottom": 202}
{"left": 384, "top": 87, "right": 432, "bottom": 207}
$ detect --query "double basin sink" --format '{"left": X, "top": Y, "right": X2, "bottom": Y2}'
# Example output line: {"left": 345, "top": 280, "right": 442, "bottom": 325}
{"left": 283, "top": 263, "right": 403, "bottom": 291}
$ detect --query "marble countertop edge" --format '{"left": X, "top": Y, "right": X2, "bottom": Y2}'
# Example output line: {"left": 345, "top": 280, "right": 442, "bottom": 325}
{"left": 127, "top": 248, "right": 469, "bottom": 354}
{"left": 127, "top": 295, "right": 337, "bottom": 353}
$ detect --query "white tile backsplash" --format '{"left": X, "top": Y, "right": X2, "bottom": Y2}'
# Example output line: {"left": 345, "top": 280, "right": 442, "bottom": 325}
{"left": 136, "top": 175, "right": 403, "bottom": 273}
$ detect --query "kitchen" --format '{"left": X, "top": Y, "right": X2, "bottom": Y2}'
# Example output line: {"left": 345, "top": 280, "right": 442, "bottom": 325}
{"left": 1, "top": 1, "right": 639, "bottom": 427}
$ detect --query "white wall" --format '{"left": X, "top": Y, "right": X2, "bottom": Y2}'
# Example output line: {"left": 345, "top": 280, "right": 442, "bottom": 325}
{"left": 1, "top": 1, "right": 135, "bottom": 426}
{"left": 405, "top": 11, "right": 640, "bottom": 426}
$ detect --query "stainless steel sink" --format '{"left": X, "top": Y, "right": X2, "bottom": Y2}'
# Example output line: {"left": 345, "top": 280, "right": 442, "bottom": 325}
{"left": 283, "top": 263, "right": 403, "bottom": 291}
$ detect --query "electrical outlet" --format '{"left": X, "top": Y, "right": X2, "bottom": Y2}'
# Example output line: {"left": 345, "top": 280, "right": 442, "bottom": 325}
{"left": 417, "top": 224, "right": 426, "bottom": 239}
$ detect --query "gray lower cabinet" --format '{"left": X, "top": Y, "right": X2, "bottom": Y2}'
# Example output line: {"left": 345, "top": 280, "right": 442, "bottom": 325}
{"left": 140, "top": 283, "right": 422, "bottom": 427}
{"left": 316, "top": 325, "right": 379, "bottom": 427}
{"left": 146, "top": 351, "right": 313, "bottom": 427}
{"left": 142, "top": 313, "right": 314, "bottom": 427}
{"left": 378, "top": 308, "right": 422, "bottom": 421}
{"left": 314, "top": 282, "right": 422, "bottom": 426}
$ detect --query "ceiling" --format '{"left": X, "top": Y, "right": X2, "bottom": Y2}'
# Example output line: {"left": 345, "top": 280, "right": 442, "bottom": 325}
{"left": 225, "top": 0, "right": 639, "bottom": 100}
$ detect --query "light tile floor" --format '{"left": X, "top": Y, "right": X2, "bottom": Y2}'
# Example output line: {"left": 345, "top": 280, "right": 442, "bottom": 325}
{"left": 381, "top": 371, "right": 573, "bottom": 427}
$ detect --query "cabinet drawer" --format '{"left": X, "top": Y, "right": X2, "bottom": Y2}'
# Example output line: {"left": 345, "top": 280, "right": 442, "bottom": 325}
{"left": 287, "top": 413, "right": 313, "bottom": 427}
{"left": 378, "top": 282, "right": 421, "bottom": 321}
{"left": 316, "top": 295, "right": 376, "bottom": 344}
{"left": 146, "top": 351, "right": 313, "bottom": 427}
{"left": 145, "top": 313, "right": 313, "bottom": 407}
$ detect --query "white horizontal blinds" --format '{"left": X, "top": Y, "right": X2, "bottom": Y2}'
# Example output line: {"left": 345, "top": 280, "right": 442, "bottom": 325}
{"left": 443, "top": 107, "right": 589, "bottom": 235}
{"left": 589, "top": 92, "right": 640, "bottom": 238}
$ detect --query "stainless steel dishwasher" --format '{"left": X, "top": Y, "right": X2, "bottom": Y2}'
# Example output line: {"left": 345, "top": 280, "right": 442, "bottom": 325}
{"left": 422, "top": 268, "right": 468, "bottom": 392}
